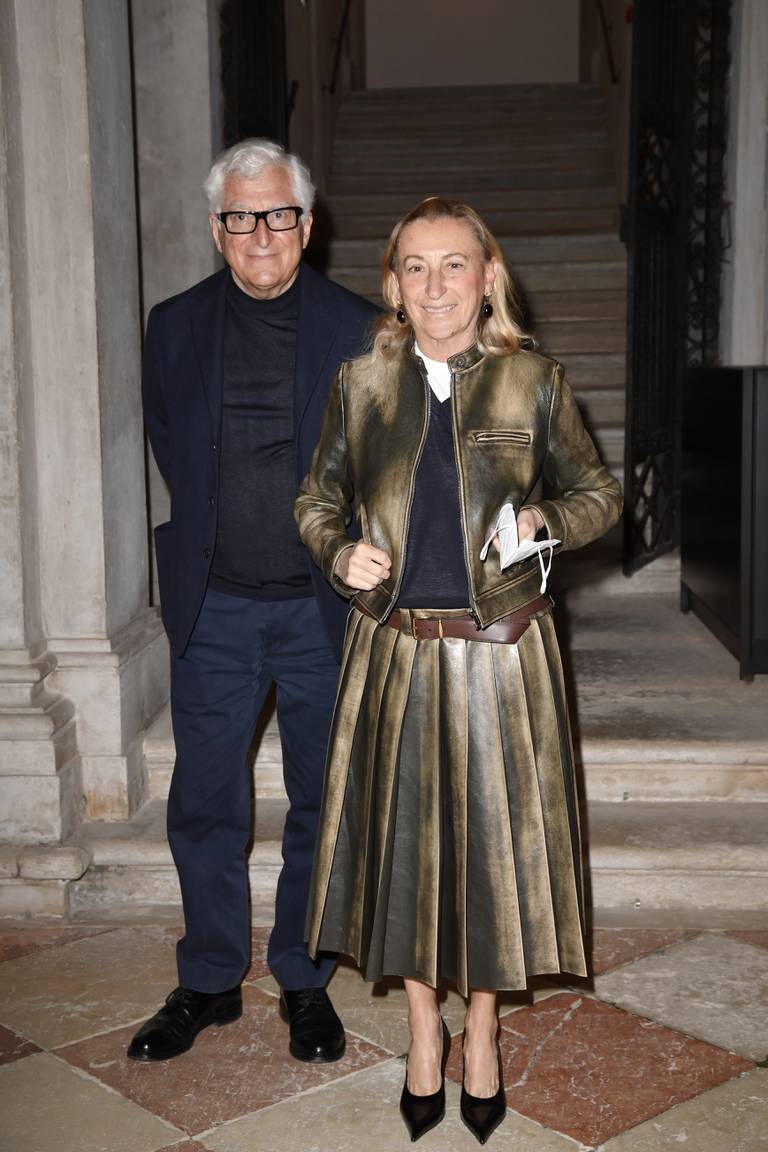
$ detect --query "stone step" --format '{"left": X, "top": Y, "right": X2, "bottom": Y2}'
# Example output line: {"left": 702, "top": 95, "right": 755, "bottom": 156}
{"left": 327, "top": 190, "right": 618, "bottom": 216}
{"left": 338, "top": 96, "right": 607, "bottom": 117}
{"left": 333, "top": 136, "right": 611, "bottom": 157}
{"left": 327, "top": 231, "right": 626, "bottom": 264}
{"left": 65, "top": 796, "right": 768, "bottom": 924}
{"left": 574, "top": 388, "right": 626, "bottom": 429}
{"left": 534, "top": 320, "right": 626, "bottom": 355}
{"left": 329, "top": 208, "right": 619, "bottom": 240}
{"left": 591, "top": 425, "right": 625, "bottom": 471}
{"left": 340, "top": 82, "right": 605, "bottom": 108}
{"left": 336, "top": 134, "right": 612, "bottom": 155}
{"left": 328, "top": 169, "right": 617, "bottom": 195}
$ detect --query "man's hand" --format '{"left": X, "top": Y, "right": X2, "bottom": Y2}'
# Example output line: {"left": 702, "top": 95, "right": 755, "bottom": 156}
{"left": 334, "top": 542, "right": 392, "bottom": 590}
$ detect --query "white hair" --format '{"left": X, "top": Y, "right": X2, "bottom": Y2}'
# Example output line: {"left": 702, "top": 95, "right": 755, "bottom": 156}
{"left": 203, "top": 138, "right": 315, "bottom": 215}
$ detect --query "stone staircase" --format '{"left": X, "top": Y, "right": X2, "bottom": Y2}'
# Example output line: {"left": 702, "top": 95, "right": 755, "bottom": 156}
{"left": 7, "top": 83, "right": 767, "bottom": 927}
{"left": 323, "top": 83, "right": 627, "bottom": 478}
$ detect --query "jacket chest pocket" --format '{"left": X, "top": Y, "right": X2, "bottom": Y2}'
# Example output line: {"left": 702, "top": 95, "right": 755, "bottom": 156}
{"left": 473, "top": 429, "right": 532, "bottom": 446}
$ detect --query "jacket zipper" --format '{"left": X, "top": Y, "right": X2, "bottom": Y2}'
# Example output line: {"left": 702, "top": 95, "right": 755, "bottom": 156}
{"left": 387, "top": 367, "right": 432, "bottom": 614}
{"left": 450, "top": 374, "right": 481, "bottom": 627}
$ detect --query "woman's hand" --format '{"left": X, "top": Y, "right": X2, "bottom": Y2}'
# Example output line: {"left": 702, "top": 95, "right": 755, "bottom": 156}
{"left": 334, "top": 542, "right": 392, "bottom": 590}
{"left": 491, "top": 507, "right": 545, "bottom": 552}
{"left": 517, "top": 508, "right": 545, "bottom": 542}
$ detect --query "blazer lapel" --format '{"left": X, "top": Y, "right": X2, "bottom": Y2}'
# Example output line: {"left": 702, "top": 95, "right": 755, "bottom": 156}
{"left": 188, "top": 269, "right": 228, "bottom": 436}
{"left": 295, "top": 262, "right": 341, "bottom": 436}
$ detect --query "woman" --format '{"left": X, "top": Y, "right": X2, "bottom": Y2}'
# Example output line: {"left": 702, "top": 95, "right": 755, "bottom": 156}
{"left": 295, "top": 198, "right": 622, "bottom": 1143}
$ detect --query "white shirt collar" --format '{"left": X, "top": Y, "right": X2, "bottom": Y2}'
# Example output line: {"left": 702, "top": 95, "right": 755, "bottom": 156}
{"left": 414, "top": 342, "right": 452, "bottom": 402}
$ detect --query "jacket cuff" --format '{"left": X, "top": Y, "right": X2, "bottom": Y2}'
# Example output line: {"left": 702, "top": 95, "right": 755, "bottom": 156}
{"left": 521, "top": 501, "right": 567, "bottom": 548}
{"left": 324, "top": 539, "right": 357, "bottom": 598}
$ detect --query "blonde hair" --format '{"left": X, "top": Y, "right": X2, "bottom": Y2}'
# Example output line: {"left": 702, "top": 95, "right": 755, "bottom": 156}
{"left": 370, "top": 197, "right": 530, "bottom": 360}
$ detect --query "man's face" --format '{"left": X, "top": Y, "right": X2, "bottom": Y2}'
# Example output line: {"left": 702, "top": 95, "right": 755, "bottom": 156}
{"left": 209, "top": 166, "right": 312, "bottom": 299}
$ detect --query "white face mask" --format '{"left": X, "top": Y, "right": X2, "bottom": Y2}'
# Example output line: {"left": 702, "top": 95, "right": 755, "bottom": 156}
{"left": 479, "top": 502, "right": 559, "bottom": 594}
{"left": 536, "top": 541, "right": 555, "bottom": 595}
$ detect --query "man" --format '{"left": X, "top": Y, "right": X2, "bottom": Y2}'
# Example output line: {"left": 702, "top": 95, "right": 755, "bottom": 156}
{"left": 128, "top": 139, "right": 378, "bottom": 1063}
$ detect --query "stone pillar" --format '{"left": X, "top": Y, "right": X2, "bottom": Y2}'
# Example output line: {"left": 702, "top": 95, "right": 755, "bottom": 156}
{"left": 0, "top": 0, "right": 167, "bottom": 840}
{"left": 130, "top": 0, "right": 221, "bottom": 577}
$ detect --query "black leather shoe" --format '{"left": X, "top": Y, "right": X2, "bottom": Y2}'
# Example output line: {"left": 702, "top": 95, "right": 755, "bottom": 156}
{"left": 400, "top": 1019, "right": 450, "bottom": 1142}
{"left": 126, "top": 985, "right": 242, "bottom": 1061}
{"left": 279, "top": 987, "right": 345, "bottom": 1062}
{"left": 459, "top": 1037, "right": 506, "bottom": 1145}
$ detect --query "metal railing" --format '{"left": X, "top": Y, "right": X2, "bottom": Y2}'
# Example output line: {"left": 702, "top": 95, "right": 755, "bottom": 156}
{"left": 596, "top": 0, "right": 620, "bottom": 84}
{"left": 328, "top": 0, "right": 354, "bottom": 96}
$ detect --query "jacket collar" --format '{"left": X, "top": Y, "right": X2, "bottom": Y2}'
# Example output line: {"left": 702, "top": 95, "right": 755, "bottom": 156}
{"left": 408, "top": 338, "right": 484, "bottom": 375}
{"left": 295, "top": 262, "right": 341, "bottom": 434}
{"left": 188, "top": 268, "right": 228, "bottom": 433}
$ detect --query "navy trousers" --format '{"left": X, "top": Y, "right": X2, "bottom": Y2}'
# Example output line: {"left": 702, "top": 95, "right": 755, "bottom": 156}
{"left": 167, "top": 588, "right": 340, "bottom": 992}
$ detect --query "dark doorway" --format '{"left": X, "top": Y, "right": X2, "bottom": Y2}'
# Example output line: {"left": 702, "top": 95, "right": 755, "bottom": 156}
{"left": 219, "top": 0, "right": 287, "bottom": 147}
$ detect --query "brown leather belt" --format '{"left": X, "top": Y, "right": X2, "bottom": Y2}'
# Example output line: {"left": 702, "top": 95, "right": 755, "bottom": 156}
{"left": 354, "top": 595, "right": 551, "bottom": 643}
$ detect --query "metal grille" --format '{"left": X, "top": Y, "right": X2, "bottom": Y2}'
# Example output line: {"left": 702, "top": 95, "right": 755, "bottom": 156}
{"left": 623, "top": 0, "right": 732, "bottom": 573}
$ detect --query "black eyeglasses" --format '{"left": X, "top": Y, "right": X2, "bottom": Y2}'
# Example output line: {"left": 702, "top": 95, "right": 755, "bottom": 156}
{"left": 216, "top": 206, "right": 303, "bottom": 234}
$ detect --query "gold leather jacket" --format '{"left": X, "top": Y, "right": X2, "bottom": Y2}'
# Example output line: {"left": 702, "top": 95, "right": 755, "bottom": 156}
{"left": 295, "top": 342, "right": 622, "bottom": 627}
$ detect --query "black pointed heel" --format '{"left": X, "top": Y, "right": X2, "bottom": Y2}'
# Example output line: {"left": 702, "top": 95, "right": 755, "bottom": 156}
{"left": 460, "top": 1035, "right": 506, "bottom": 1145}
{"left": 399, "top": 1018, "right": 451, "bottom": 1142}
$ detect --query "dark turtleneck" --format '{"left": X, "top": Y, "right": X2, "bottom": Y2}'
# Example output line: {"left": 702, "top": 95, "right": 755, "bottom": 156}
{"left": 209, "top": 271, "right": 312, "bottom": 600}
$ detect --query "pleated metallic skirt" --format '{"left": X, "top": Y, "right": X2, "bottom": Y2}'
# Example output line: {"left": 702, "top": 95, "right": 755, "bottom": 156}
{"left": 306, "top": 604, "right": 587, "bottom": 996}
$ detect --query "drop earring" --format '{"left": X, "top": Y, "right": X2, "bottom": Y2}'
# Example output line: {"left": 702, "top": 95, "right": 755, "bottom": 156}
{"left": 396, "top": 305, "right": 407, "bottom": 325}
{"left": 481, "top": 295, "right": 493, "bottom": 319}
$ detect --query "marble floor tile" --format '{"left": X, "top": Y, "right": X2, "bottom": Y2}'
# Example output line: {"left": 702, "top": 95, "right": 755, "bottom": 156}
{"left": 592, "top": 932, "right": 768, "bottom": 1062}
{"left": 726, "top": 929, "right": 768, "bottom": 953}
{"left": 0, "top": 922, "right": 112, "bottom": 963}
{"left": 0, "top": 1021, "right": 41, "bottom": 1065}
{"left": 251, "top": 960, "right": 559, "bottom": 1055}
{"left": 588, "top": 928, "right": 693, "bottom": 975}
{"left": 249, "top": 926, "right": 270, "bottom": 980}
{"left": 444, "top": 992, "right": 751, "bottom": 1148}
{"left": 57, "top": 984, "right": 390, "bottom": 1135}
{"left": 0, "top": 924, "right": 179, "bottom": 1047}
{"left": 202, "top": 1059, "right": 578, "bottom": 1152}
{"left": 602, "top": 1068, "right": 768, "bottom": 1151}
{"left": 0, "top": 1051, "right": 183, "bottom": 1152}
{"left": 155, "top": 1143, "right": 212, "bottom": 1152}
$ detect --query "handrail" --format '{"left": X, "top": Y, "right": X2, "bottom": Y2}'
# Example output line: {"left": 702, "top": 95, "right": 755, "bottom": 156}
{"left": 328, "top": 0, "right": 354, "bottom": 96}
{"left": 596, "top": 0, "right": 620, "bottom": 84}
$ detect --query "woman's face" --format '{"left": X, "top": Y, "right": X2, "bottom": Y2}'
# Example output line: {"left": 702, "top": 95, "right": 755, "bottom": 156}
{"left": 394, "top": 216, "right": 496, "bottom": 361}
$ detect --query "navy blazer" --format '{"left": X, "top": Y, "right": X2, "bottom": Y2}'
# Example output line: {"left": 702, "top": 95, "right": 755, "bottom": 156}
{"left": 142, "top": 262, "right": 379, "bottom": 660}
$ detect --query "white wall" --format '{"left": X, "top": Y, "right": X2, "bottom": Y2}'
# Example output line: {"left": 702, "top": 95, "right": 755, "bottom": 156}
{"left": 365, "top": 0, "right": 579, "bottom": 88}
{"left": 720, "top": 0, "right": 768, "bottom": 366}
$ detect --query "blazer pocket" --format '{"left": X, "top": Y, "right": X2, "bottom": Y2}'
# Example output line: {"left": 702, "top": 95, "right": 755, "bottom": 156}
{"left": 473, "top": 429, "right": 532, "bottom": 446}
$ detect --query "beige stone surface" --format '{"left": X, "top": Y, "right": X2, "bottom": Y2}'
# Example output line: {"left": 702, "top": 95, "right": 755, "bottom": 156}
{"left": 252, "top": 962, "right": 560, "bottom": 1055}
{"left": 18, "top": 845, "right": 90, "bottom": 880}
{"left": 202, "top": 1061, "right": 574, "bottom": 1152}
{"left": 0, "top": 924, "right": 178, "bottom": 1047}
{"left": 593, "top": 932, "right": 768, "bottom": 1062}
{"left": 0, "top": 846, "right": 18, "bottom": 878}
{"left": 0, "top": 1051, "right": 182, "bottom": 1152}
{"left": 0, "top": 878, "right": 67, "bottom": 917}
{"left": 602, "top": 1068, "right": 768, "bottom": 1151}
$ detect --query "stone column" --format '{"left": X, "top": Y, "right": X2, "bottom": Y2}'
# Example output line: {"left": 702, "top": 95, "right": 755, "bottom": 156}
{"left": 130, "top": 0, "right": 221, "bottom": 580}
{"left": 0, "top": 0, "right": 168, "bottom": 843}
